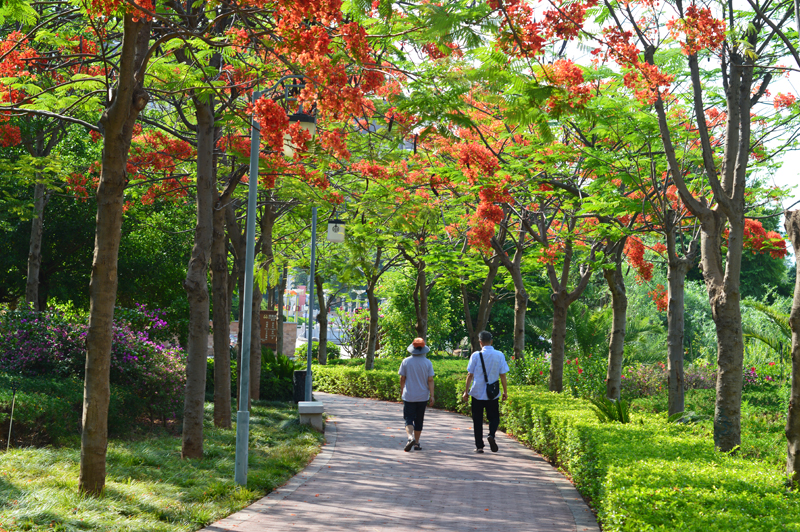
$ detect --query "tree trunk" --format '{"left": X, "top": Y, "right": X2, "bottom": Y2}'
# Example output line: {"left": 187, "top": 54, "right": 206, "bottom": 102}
{"left": 181, "top": 96, "right": 215, "bottom": 460}
{"left": 544, "top": 239, "right": 594, "bottom": 393}
{"left": 25, "top": 179, "right": 48, "bottom": 311}
{"left": 211, "top": 172, "right": 243, "bottom": 429}
{"left": 604, "top": 261, "right": 626, "bottom": 401}
{"left": 81, "top": 14, "right": 151, "bottom": 495}
{"left": 250, "top": 283, "right": 262, "bottom": 402}
{"left": 511, "top": 268, "right": 528, "bottom": 361}
{"left": 492, "top": 225, "right": 527, "bottom": 360}
{"left": 703, "top": 213, "right": 745, "bottom": 452}
{"left": 211, "top": 198, "right": 232, "bottom": 427}
{"left": 413, "top": 260, "right": 429, "bottom": 339}
{"left": 276, "top": 266, "right": 287, "bottom": 357}
{"left": 784, "top": 210, "right": 800, "bottom": 486}
{"left": 666, "top": 229, "right": 689, "bottom": 417}
{"left": 461, "top": 257, "right": 500, "bottom": 352}
{"left": 549, "top": 294, "right": 568, "bottom": 393}
{"left": 365, "top": 286, "right": 379, "bottom": 370}
{"left": 315, "top": 273, "right": 328, "bottom": 365}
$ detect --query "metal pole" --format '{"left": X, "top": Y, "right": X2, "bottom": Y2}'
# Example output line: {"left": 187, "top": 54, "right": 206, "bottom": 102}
{"left": 234, "top": 90, "right": 262, "bottom": 486}
{"left": 305, "top": 207, "right": 317, "bottom": 402}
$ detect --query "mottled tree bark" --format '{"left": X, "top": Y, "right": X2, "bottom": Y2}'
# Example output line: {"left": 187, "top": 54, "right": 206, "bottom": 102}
{"left": 25, "top": 179, "right": 48, "bottom": 311}
{"left": 210, "top": 171, "right": 244, "bottom": 429}
{"left": 666, "top": 228, "right": 692, "bottom": 417}
{"left": 647, "top": 28, "right": 754, "bottom": 451}
{"left": 546, "top": 240, "right": 594, "bottom": 393}
{"left": 181, "top": 96, "right": 215, "bottom": 460}
{"left": 492, "top": 220, "right": 528, "bottom": 361}
{"left": 365, "top": 286, "right": 379, "bottom": 370}
{"left": 549, "top": 295, "right": 569, "bottom": 393}
{"left": 81, "top": 14, "right": 151, "bottom": 495}
{"left": 462, "top": 256, "right": 500, "bottom": 353}
{"left": 604, "top": 257, "right": 626, "bottom": 401}
{"left": 784, "top": 210, "right": 800, "bottom": 486}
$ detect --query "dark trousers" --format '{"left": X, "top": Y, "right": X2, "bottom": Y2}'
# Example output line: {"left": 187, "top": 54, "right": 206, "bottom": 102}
{"left": 471, "top": 397, "right": 500, "bottom": 449}
{"left": 403, "top": 401, "right": 427, "bottom": 432}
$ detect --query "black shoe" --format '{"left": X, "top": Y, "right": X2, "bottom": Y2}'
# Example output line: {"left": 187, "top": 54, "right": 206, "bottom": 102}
{"left": 488, "top": 436, "right": 498, "bottom": 452}
{"left": 414, "top": 442, "right": 421, "bottom": 450}
{"left": 404, "top": 439, "right": 415, "bottom": 452}
{"left": 473, "top": 447, "right": 484, "bottom": 453}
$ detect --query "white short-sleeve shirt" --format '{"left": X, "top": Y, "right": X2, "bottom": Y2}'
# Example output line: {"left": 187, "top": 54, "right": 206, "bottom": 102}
{"left": 467, "top": 346, "right": 509, "bottom": 400}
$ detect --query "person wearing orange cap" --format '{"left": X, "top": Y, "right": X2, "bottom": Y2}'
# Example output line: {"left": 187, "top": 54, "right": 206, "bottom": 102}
{"left": 398, "top": 337, "right": 435, "bottom": 451}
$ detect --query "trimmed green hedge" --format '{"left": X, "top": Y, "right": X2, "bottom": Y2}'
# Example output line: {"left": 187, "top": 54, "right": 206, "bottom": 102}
{"left": 312, "top": 365, "right": 800, "bottom": 530}
{"left": 503, "top": 386, "right": 800, "bottom": 531}
{"left": 312, "top": 365, "right": 470, "bottom": 416}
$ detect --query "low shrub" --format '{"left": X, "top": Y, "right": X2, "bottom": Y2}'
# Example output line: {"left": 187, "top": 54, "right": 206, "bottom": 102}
{"left": 294, "top": 341, "right": 341, "bottom": 362}
{"left": 0, "top": 374, "right": 158, "bottom": 446}
{"left": 502, "top": 386, "right": 800, "bottom": 531}
{"left": 312, "top": 365, "right": 470, "bottom": 416}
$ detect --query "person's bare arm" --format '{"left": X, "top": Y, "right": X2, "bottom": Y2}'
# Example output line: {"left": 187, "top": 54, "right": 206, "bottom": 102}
{"left": 400, "top": 375, "right": 406, "bottom": 395}
{"left": 500, "top": 373, "right": 508, "bottom": 401}
{"left": 428, "top": 376, "right": 435, "bottom": 406}
{"left": 461, "top": 373, "right": 474, "bottom": 402}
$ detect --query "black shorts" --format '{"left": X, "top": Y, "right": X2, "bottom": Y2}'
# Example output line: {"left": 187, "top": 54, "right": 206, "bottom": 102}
{"left": 403, "top": 401, "right": 427, "bottom": 431}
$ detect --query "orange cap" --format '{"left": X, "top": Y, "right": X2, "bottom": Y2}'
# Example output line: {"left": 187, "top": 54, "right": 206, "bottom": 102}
{"left": 412, "top": 337, "right": 426, "bottom": 348}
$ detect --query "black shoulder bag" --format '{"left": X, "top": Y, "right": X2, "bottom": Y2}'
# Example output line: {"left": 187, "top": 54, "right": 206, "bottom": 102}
{"left": 479, "top": 351, "right": 500, "bottom": 400}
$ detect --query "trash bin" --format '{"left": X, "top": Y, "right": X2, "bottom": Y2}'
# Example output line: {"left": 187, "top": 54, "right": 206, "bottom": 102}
{"left": 293, "top": 370, "right": 308, "bottom": 403}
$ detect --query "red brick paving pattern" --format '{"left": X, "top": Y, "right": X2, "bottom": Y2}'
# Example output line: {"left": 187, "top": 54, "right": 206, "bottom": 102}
{"left": 201, "top": 392, "right": 599, "bottom": 532}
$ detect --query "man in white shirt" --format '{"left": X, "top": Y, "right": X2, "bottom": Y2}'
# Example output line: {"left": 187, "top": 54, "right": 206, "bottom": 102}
{"left": 398, "top": 337, "right": 435, "bottom": 451}
{"left": 461, "top": 331, "right": 509, "bottom": 453}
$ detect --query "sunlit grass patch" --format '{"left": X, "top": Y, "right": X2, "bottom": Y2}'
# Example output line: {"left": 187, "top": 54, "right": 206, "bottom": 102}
{"left": 0, "top": 401, "right": 322, "bottom": 531}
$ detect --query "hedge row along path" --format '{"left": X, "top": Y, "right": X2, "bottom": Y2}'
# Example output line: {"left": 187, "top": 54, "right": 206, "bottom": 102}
{"left": 201, "top": 392, "right": 599, "bottom": 532}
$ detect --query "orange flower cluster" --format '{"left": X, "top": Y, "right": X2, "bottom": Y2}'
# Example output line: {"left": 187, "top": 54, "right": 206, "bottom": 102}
{"left": 648, "top": 284, "right": 668, "bottom": 311}
{"left": 321, "top": 130, "right": 350, "bottom": 160}
{"left": 127, "top": 130, "right": 195, "bottom": 204}
{"left": 457, "top": 143, "right": 499, "bottom": 183}
{"left": 666, "top": 5, "right": 726, "bottom": 56}
{"left": 0, "top": 123, "right": 21, "bottom": 147}
{"left": 544, "top": 59, "right": 593, "bottom": 112}
{"left": 774, "top": 93, "right": 797, "bottom": 110}
{"left": 742, "top": 218, "right": 787, "bottom": 259}
{"left": 596, "top": 27, "right": 674, "bottom": 104}
{"left": 252, "top": 97, "right": 291, "bottom": 153}
{"left": 491, "top": 0, "right": 597, "bottom": 57}
{"left": 421, "top": 42, "right": 463, "bottom": 59}
{"left": 624, "top": 237, "right": 654, "bottom": 282}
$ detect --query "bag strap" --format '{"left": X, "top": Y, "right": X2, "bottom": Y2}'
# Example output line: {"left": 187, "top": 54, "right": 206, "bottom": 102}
{"left": 479, "top": 350, "right": 489, "bottom": 384}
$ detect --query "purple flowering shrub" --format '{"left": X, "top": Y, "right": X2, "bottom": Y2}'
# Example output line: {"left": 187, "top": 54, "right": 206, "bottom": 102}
{"left": 0, "top": 308, "right": 186, "bottom": 423}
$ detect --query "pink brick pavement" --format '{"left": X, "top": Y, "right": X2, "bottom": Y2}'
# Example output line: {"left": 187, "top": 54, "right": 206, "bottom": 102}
{"left": 201, "top": 392, "right": 599, "bottom": 532}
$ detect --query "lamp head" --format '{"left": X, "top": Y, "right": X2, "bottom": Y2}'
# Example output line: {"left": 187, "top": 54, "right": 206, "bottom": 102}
{"left": 283, "top": 111, "right": 317, "bottom": 157}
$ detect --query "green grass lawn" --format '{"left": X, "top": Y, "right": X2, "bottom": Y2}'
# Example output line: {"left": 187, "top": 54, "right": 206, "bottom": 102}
{"left": 0, "top": 401, "right": 323, "bottom": 531}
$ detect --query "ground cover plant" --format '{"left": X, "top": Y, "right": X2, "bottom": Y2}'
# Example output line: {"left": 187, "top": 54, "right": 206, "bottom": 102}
{"left": 0, "top": 401, "right": 322, "bottom": 531}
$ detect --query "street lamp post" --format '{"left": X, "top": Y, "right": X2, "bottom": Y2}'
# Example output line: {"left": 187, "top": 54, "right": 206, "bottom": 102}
{"left": 234, "top": 75, "right": 317, "bottom": 486}
{"left": 234, "top": 89, "right": 263, "bottom": 487}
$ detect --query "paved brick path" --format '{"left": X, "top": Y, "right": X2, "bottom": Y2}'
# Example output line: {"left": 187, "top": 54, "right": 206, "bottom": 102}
{"left": 202, "top": 392, "right": 599, "bottom": 532}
